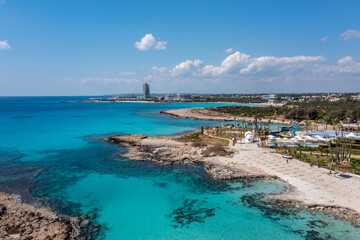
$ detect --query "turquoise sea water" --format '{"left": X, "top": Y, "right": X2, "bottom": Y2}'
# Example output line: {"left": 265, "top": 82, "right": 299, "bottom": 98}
{"left": 1, "top": 97, "right": 359, "bottom": 240}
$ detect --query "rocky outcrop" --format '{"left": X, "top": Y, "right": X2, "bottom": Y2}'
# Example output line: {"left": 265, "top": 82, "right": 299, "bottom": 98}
{"left": 0, "top": 192, "right": 83, "bottom": 240}
{"left": 105, "top": 134, "right": 148, "bottom": 146}
{"left": 199, "top": 162, "right": 276, "bottom": 180}
{"left": 266, "top": 188, "right": 360, "bottom": 226}
{"left": 105, "top": 134, "right": 269, "bottom": 181}
{"left": 106, "top": 134, "right": 203, "bottom": 165}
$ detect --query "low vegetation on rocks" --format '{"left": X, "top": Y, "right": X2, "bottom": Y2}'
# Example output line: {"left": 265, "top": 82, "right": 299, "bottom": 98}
{"left": 202, "top": 144, "right": 233, "bottom": 157}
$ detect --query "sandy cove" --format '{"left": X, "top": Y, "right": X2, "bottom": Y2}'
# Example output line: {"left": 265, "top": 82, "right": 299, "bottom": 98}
{"left": 105, "top": 133, "right": 360, "bottom": 225}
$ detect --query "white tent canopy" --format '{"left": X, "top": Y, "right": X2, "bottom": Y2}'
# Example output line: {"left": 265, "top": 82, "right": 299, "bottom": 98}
{"left": 346, "top": 133, "right": 360, "bottom": 140}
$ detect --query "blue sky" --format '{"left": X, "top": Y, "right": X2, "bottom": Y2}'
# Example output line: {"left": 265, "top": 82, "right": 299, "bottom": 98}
{"left": 0, "top": 0, "right": 360, "bottom": 96}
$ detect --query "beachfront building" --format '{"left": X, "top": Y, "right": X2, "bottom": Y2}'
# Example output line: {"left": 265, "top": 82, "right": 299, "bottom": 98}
{"left": 261, "top": 94, "right": 277, "bottom": 104}
{"left": 244, "top": 131, "right": 254, "bottom": 143}
{"left": 143, "top": 82, "right": 150, "bottom": 99}
{"left": 164, "top": 93, "right": 192, "bottom": 101}
{"left": 342, "top": 124, "right": 360, "bottom": 132}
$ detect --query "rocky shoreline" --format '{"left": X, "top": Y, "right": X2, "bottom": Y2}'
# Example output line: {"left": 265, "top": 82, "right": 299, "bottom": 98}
{"left": 104, "top": 133, "right": 269, "bottom": 180}
{"left": 0, "top": 192, "right": 84, "bottom": 240}
{"left": 105, "top": 132, "right": 360, "bottom": 226}
{"left": 266, "top": 190, "right": 360, "bottom": 227}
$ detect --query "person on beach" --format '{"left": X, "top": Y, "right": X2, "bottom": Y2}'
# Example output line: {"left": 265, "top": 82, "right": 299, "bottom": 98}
{"left": 310, "top": 162, "right": 313, "bottom": 167}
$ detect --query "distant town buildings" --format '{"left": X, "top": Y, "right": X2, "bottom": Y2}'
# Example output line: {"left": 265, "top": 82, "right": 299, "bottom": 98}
{"left": 143, "top": 82, "right": 150, "bottom": 99}
{"left": 100, "top": 90, "right": 360, "bottom": 104}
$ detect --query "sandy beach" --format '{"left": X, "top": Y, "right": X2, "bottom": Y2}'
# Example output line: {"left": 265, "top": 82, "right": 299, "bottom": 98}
{"left": 222, "top": 146, "right": 360, "bottom": 217}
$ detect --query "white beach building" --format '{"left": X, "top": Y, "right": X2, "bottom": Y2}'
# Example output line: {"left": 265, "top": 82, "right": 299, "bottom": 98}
{"left": 244, "top": 131, "right": 254, "bottom": 143}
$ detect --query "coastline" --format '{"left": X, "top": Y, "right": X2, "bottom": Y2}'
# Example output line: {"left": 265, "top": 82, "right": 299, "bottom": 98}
{"left": 104, "top": 132, "right": 360, "bottom": 226}
{"left": 160, "top": 107, "right": 292, "bottom": 125}
{"left": 63, "top": 99, "right": 281, "bottom": 106}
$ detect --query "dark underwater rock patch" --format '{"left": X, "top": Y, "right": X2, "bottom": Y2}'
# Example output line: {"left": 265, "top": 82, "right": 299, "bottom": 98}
{"left": 74, "top": 210, "right": 108, "bottom": 239}
{"left": 11, "top": 115, "right": 35, "bottom": 119}
{"left": 0, "top": 149, "right": 42, "bottom": 202}
{"left": 166, "top": 199, "right": 216, "bottom": 228}
{"left": 0, "top": 148, "right": 26, "bottom": 162}
{"left": 241, "top": 193, "right": 294, "bottom": 221}
{"left": 154, "top": 181, "right": 167, "bottom": 189}
{"left": 307, "top": 220, "right": 328, "bottom": 229}
{"left": 241, "top": 192, "right": 347, "bottom": 240}
{"left": 304, "top": 230, "right": 333, "bottom": 240}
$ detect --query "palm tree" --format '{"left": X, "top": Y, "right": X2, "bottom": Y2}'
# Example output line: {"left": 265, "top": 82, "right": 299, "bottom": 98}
{"left": 347, "top": 139, "right": 354, "bottom": 163}
{"left": 296, "top": 142, "right": 302, "bottom": 160}
{"left": 274, "top": 142, "right": 278, "bottom": 153}
{"left": 335, "top": 138, "right": 341, "bottom": 163}
{"left": 332, "top": 118, "right": 339, "bottom": 131}
{"left": 283, "top": 145, "right": 288, "bottom": 154}
{"left": 316, "top": 155, "right": 320, "bottom": 168}
{"left": 323, "top": 115, "right": 331, "bottom": 130}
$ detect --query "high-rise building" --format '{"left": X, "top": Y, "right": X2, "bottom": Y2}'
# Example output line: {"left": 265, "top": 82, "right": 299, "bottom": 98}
{"left": 143, "top": 82, "right": 150, "bottom": 99}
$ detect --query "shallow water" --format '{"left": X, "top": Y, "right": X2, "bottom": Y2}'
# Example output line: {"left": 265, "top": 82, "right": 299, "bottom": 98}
{"left": 0, "top": 97, "right": 359, "bottom": 239}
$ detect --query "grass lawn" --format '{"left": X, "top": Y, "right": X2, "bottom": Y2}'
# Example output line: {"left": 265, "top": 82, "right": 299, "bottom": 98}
{"left": 182, "top": 132, "right": 230, "bottom": 146}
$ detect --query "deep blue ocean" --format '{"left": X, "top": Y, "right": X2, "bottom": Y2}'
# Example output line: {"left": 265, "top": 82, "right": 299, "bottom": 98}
{"left": 0, "top": 96, "right": 359, "bottom": 240}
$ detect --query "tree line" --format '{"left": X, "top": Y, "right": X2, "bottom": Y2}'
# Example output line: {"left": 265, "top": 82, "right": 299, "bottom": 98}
{"left": 209, "top": 100, "right": 360, "bottom": 123}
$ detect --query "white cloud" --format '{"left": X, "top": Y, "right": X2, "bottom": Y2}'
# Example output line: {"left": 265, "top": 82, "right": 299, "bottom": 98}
{"left": 153, "top": 51, "right": 327, "bottom": 79}
{"left": 80, "top": 77, "right": 139, "bottom": 85}
{"left": 171, "top": 59, "right": 203, "bottom": 77}
{"left": 154, "top": 41, "right": 167, "bottom": 50}
{"left": 148, "top": 51, "right": 360, "bottom": 88}
{"left": 152, "top": 66, "right": 167, "bottom": 73}
{"left": 134, "top": 33, "right": 167, "bottom": 51}
{"left": 120, "top": 71, "right": 137, "bottom": 75}
{"left": 239, "top": 55, "right": 326, "bottom": 74}
{"left": 134, "top": 33, "right": 155, "bottom": 51}
{"left": 225, "top": 48, "right": 234, "bottom": 53}
{"left": 340, "top": 30, "right": 360, "bottom": 41}
{"left": 0, "top": 40, "right": 11, "bottom": 50}
{"left": 320, "top": 36, "right": 328, "bottom": 42}
{"left": 336, "top": 56, "right": 360, "bottom": 73}
{"left": 205, "top": 51, "right": 251, "bottom": 75}
{"left": 0, "top": 0, "right": 5, "bottom": 4}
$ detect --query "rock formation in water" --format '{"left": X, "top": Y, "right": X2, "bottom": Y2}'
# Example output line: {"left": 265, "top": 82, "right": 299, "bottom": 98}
{"left": 0, "top": 192, "right": 83, "bottom": 240}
